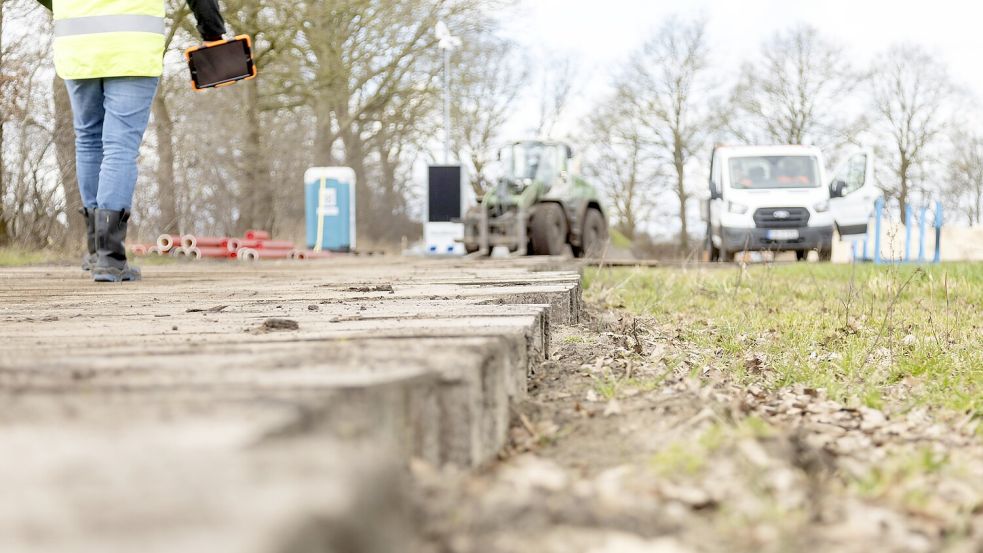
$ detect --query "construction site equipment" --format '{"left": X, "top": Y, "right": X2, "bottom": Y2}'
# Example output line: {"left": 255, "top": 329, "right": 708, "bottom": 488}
{"left": 156, "top": 234, "right": 180, "bottom": 252}
{"left": 305, "top": 168, "right": 356, "bottom": 253}
{"left": 181, "top": 235, "right": 228, "bottom": 249}
{"left": 188, "top": 246, "right": 233, "bottom": 260}
{"left": 461, "top": 140, "right": 608, "bottom": 257}
{"left": 139, "top": 231, "right": 321, "bottom": 263}
{"left": 853, "top": 198, "right": 944, "bottom": 264}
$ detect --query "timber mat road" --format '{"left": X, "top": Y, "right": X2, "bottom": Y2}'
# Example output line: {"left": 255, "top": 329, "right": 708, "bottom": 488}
{"left": 0, "top": 256, "right": 581, "bottom": 553}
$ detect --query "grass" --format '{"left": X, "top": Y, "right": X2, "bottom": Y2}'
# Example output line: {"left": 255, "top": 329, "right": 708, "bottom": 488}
{"left": 585, "top": 262, "right": 983, "bottom": 417}
{"left": 0, "top": 248, "right": 62, "bottom": 267}
{"left": 0, "top": 247, "right": 180, "bottom": 268}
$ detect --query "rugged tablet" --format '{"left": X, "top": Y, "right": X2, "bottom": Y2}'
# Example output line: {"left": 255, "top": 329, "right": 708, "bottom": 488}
{"left": 185, "top": 35, "right": 257, "bottom": 91}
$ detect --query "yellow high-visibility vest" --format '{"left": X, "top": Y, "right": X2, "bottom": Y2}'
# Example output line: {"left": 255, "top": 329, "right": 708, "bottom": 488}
{"left": 53, "top": 0, "right": 165, "bottom": 79}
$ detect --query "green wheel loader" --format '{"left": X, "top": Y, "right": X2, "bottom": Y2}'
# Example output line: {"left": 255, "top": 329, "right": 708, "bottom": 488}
{"left": 462, "top": 140, "right": 609, "bottom": 257}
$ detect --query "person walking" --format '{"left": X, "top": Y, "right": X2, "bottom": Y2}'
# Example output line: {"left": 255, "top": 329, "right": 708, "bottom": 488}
{"left": 36, "top": 0, "right": 225, "bottom": 282}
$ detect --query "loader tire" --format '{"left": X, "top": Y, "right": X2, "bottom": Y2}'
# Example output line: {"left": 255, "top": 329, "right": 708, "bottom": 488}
{"left": 574, "top": 208, "right": 608, "bottom": 258}
{"left": 529, "top": 203, "right": 568, "bottom": 256}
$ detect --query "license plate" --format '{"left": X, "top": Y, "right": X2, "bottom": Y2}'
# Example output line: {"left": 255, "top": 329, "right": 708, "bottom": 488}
{"left": 767, "top": 229, "right": 799, "bottom": 240}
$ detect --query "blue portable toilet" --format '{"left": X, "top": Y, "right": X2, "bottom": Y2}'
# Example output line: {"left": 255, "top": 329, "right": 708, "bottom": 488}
{"left": 304, "top": 167, "right": 356, "bottom": 252}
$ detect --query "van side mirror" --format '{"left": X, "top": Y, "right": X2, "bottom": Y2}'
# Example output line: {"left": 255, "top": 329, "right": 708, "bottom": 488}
{"left": 830, "top": 180, "right": 847, "bottom": 198}
{"left": 709, "top": 181, "right": 722, "bottom": 200}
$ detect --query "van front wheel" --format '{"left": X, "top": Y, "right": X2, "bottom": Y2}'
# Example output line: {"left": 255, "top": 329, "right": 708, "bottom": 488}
{"left": 705, "top": 225, "right": 720, "bottom": 262}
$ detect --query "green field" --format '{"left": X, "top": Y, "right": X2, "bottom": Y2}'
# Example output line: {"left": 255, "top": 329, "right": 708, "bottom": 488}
{"left": 585, "top": 262, "right": 983, "bottom": 417}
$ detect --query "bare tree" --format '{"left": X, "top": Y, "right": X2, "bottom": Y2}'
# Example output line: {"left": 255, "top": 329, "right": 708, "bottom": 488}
{"left": 620, "top": 15, "right": 713, "bottom": 250}
{"left": 871, "top": 43, "right": 952, "bottom": 223}
{"left": 584, "top": 93, "right": 660, "bottom": 240}
{"left": 0, "top": 0, "right": 9, "bottom": 246}
{"left": 729, "top": 24, "right": 863, "bottom": 152}
{"left": 451, "top": 34, "right": 527, "bottom": 194}
{"left": 535, "top": 55, "right": 576, "bottom": 138}
{"left": 946, "top": 127, "right": 983, "bottom": 225}
{"left": 149, "top": 0, "right": 191, "bottom": 235}
{"left": 1, "top": 0, "right": 510, "bottom": 248}
{"left": 53, "top": 74, "right": 84, "bottom": 245}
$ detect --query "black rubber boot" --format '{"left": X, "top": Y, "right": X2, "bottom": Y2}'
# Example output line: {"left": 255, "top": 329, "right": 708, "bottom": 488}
{"left": 93, "top": 209, "right": 141, "bottom": 283}
{"left": 80, "top": 208, "right": 98, "bottom": 271}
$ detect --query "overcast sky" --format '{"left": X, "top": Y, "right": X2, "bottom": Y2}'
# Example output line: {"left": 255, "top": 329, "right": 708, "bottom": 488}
{"left": 502, "top": 0, "right": 982, "bottom": 137}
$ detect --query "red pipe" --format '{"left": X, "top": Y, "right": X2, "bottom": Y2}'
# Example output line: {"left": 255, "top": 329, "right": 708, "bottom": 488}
{"left": 128, "top": 244, "right": 151, "bottom": 256}
{"left": 182, "top": 235, "right": 229, "bottom": 249}
{"left": 257, "top": 240, "right": 295, "bottom": 250}
{"left": 234, "top": 238, "right": 262, "bottom": 249}
{"left": 191, "top": 246, "right": 232, "bottom": 259}
{"left": 156, "top": 234, "right": 180, "bottom": 252}
{"left": 238, "top": 247, "right": 292, "bottom": 261}
{"left": 244, "top": 230, "right": 271, "bottom": 240}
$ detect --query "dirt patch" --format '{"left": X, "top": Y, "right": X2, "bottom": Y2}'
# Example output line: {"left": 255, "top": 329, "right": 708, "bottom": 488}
{"left": 185, "top": 305, "right": 229, "bottom": 313}
{"left": 257, "top": 318, "right": 300, "bottom": 332}
{"left": 345, "top": 284, "right": 396, "bottom": 294}
{"left": 413, "top": 304, "right": 983, "bottom": 553}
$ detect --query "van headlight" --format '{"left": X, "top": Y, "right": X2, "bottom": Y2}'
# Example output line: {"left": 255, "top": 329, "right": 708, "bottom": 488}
{"left": 814, "top": 201, "right": 830, "bottom": 213}
{"left": 727, "top": 201, "right": 749, "bottom": 214}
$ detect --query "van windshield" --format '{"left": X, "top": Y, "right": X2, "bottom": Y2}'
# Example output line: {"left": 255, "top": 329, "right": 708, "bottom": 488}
{"left": 728, "top": 156, "right": 820, "bottom": 190}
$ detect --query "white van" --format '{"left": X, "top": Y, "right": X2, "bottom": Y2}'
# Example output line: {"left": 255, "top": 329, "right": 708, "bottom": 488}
{"left": 703, "top": 145, "right": 879, "bottom": 261}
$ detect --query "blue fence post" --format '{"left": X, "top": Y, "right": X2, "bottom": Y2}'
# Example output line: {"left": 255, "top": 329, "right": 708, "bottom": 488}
{"left": 934, "top": 201, "right": 943, "bottom": 263}
{"left": 873, "top": 197, "right": 884, "bottom": 264}
{"left": 904, "top": 204, "right": 913, "bottom": 262}
{"left": 852, "top": 241, "right": 859, "bottom": 263}
{"left": 918, "top": 206, "right": 928, "bottom": 263}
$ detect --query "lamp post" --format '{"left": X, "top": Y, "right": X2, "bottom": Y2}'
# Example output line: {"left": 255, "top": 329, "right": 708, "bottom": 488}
{"left": 435, "top": 21, "right": 461, "bottom": 165}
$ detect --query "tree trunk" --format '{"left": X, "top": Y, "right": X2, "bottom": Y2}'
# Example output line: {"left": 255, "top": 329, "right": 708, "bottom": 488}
{"left": 673, "top": 134, "right": 689, "bottom": 251}
{"left": 314, "top": 95, "right": 336, "bottom": 166}
{"left": 0, "top": 118, "right": 6, "bottom": 246}
{"left": 898, "top": 154, "right": 910, "bottom": 225}
{"left": 340, "top": 122, "right": 370, "bottom": 241}
{"left": 153, "top": 93, "right": 179, "bottom": 235}
{"left": 0, "top": 0, "right": 8, "bottom": 246}
{"left": 242, "top": 76, "right": 273, "bottom": 232}
{"left": 974, "top": 183, "right": 982, "bottom": 226}
{"left": 53, "top": 74, "right": 85, "bottom": 250}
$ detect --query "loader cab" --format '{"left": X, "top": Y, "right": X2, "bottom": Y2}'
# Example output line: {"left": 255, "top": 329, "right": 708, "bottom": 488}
{"left": 499, "top": 141, "right": 572, "bottom": 191}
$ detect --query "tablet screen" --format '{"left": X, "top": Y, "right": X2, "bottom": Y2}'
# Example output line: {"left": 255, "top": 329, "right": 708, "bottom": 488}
{"left": 188, "top": 39, "right": 253, "bottom": 89}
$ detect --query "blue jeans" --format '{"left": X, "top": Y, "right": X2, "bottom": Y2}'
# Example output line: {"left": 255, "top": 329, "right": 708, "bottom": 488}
{"left": 64, "top": 77, "right": 159, "bottom": 212}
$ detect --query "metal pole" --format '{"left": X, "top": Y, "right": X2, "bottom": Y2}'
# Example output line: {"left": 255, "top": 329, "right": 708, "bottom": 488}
{"left": 934, "top": 201, "right": 943, "bottom": 264}
{"left": 443, "top": 47, "right": 451, "bottom": 165}
{"left": 904, "top": 204, "right": 912, "bottom": 263}
{"left": 873, "top": 197, "right": 883, "bottom": 264}
{"left": 918, "top": 206, "right": 928, "bottom": 262}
